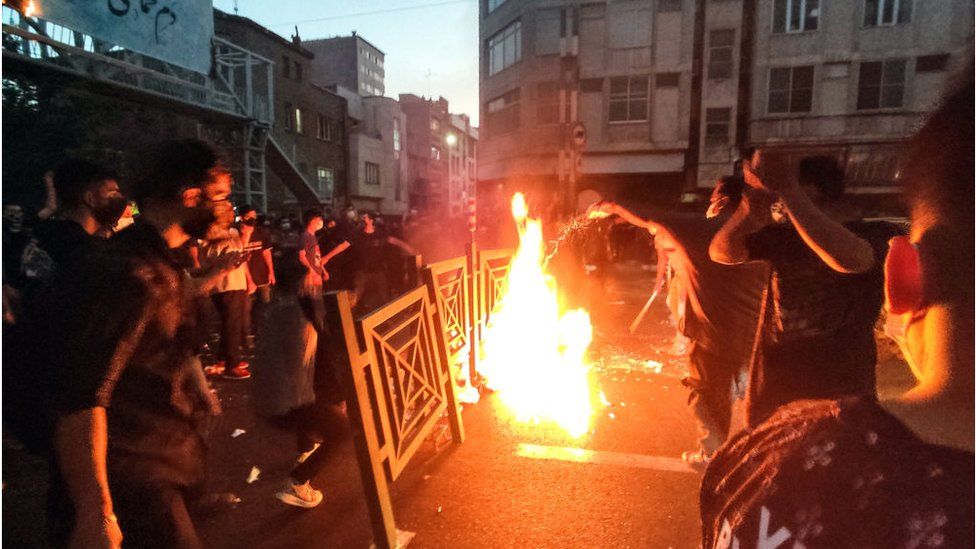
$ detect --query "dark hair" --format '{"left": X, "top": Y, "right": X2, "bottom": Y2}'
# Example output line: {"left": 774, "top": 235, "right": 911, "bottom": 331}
{"left": 133, "top": 139, "right": 228, "bottom": 206}
{"left": 239, "top": 204, "right": 257, "bottom": 216}
{"left": 714, "top": 175, "right": 744, "bottom": 205}
{"left": 52, "top": 159, "right": 117, "bottom": 210}
{"left": 303, "top": 209, "right": 323, "bottom": 227}
{"left": 902, "top": 71, "right": 974, "bottom": 305}
{"left": 797, "top": 155, "right": 845, "bottom": 201}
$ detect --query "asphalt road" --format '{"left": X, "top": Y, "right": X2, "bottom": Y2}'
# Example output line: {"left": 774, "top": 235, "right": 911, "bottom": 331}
{"left": 3, "top": 260, "right": 912, "bottom": 548}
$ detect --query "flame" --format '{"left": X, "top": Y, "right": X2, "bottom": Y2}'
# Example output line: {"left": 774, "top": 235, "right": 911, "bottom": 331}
{"left": 479, "top": 193, "right": 600, "bottom": 438}
{"left": 24, "top": 0, "right": 38, "bottom": 17}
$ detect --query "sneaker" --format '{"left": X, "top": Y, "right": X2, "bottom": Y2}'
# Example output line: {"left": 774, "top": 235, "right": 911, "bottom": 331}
{"left": 681, "top": 449, "right": 711, "bottom": 470}
{"left": 222, "top": 365, "right": 251, "bottom": 380}
{"left": 296, "top": 443, "right": 321, "bottom": 464}
{"left": 204, "top": 362, "right": 225, "bottom": 377}
{"left": 275, "top": 481, "right": 323, "bottom": 508}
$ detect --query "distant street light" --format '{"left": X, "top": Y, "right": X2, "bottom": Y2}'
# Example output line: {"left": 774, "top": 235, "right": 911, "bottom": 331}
{"left": 445, "top": 133, "right": 457, "bottom": 146}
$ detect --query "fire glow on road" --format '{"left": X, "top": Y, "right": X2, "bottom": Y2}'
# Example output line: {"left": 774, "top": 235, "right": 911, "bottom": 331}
{"left": 478, "top": 193, "right": 603, "bottom": 438}
{"left": 515, "top": 443, "right": 696, "bottom": 474}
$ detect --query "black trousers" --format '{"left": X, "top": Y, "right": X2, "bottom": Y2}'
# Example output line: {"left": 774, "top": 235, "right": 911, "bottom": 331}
{"left": 212, "top": 290, "right": 246, "bottom": 367}
{"left": 681, "top": 341, "right": 741, "bottom": 455}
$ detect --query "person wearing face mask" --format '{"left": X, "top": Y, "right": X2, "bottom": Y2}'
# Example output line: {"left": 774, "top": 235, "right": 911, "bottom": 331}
{"left": 239, "top": 206, "right": 275, "bottom": 342}
{"left": 700, "top": 75, "right": 973, "bottom": 549}
{"left": 34, "top": 139, "right": 231, "bottom": 549}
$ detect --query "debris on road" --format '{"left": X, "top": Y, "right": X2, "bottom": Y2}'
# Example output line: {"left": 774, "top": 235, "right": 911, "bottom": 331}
{"left": 246, "top": 467, "right": 260, "bottom": 484}
{"left": 231, "top": 429, "right": 246, "bottom": 438}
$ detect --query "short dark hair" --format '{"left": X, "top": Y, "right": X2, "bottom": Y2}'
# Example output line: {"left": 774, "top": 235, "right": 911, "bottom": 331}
{"left": 714, "top": 175, "right": 744, "bottom": 205}
{"left": 798, "top": 155, "right": 845, "bottom": 201}
{"left": 133, "top": 139, "right": 228, "bottom": 206}
{"left": 52, "top": 159, "right": 117, "bottom": 210}
{"left": 303, "top": 208, "right": 323, "bottom": 226}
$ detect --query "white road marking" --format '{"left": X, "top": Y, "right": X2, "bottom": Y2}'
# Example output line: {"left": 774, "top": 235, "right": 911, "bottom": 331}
{"left": 515, "top": 443, "right": 698, "bottom": 474}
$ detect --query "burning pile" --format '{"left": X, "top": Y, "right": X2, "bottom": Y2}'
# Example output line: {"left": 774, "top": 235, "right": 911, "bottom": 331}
{"left": 479, "top": 194, "right": 602, "bottom": 438}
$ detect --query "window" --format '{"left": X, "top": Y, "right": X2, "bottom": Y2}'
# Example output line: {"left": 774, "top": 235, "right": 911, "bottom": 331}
{"left": 708, "top": 29, "right": 735, "bottom": 80}
{"left": 705, "top": 108, "right": 732, "bottom": 147}
{"left": 657, "top": 0, "right": 682, "bottom": 12}
{"left": 767, "top": 66, "right": 814, "bottom": 113}
{"left": 863, "top": 0, "right": 911, "bottom": 26}
{"left": 772, "top": 0, "right": 819, "bottom": 33}
{"left": 295, "top": 63, "right": 303, "bottom": 82}
{"left": 488, "top": 0, "right": 507, "bottom": 13}
{"left": 609, "top": 76, "right": 649, "bottom": 122}
{"left": 329, "top": 119, "right": 342, "bottom": 144}
{"left": 857, "top": 59, "right": 906, "bottom": 110}
{"left": 316, "top": 167, "right": 335, "bottom": 196}
{"left": 916, "top": 53, "right": 949, "bottom": 73}
{"left": 488, "top": 20, "right": 522, "bottom": 76}
{"left": 656, "top": 73, "right": 680, "bottom": 87}
{"left": 284, "top": 102, "right": 293, "bottom": 131}
{"left": 365, "top": 162, "right": 380, "bottom": 186}
{"left": 282, "top": 55, "right": 290, "bottom": 78}
{"left": 485, "top": 88, "right": 521, "bottom": 135}
{"left": 294, "top": 108, "right": 304, "bottom": 134}
{"left": 316, "top": 114, "right": 326, "bottom": 140}
{"left": 431, "top": 146, "right": 441, "bottom": 161}
{"left": 393, "top": 117, "right": 402, "bottom": 159}
{"left": 431, "top": 119, "right": 440, "bottom": 131}
{"left": 537, "top": 82, "right": 560, "bottom": 125}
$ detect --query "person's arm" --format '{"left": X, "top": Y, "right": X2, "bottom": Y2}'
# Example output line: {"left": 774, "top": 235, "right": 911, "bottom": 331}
{"left": 261, "top": 248, "right": 275, "bottom": 285}
{"left": 708, "top": 188, "right": 774, "bottom": 265}
{"left": 37, "top": 171, "right": 57, "bottom": 220}
{"left": 742, "top": 150, "right": 874, "bottom": 274}
{"left": 321, "top": 240, "right": 351, "bottom": 266}
{"left": 387, "top": 236, "right": 417, "bottom": 256}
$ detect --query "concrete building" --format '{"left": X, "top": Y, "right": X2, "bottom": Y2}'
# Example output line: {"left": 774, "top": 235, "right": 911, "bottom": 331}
{"left": 447, "top": 114, "right": 479, "bottom": 217}
{"left": 478, "top": 0, "right": 974, "bottom": 211}
{"left": 334, "top": 86, "right": 410, "bottom": 216}
{"left": 215, "top": 10, "right": 349, "bottom": 213}
{"left": 399, "top": 94, "right": 452, "bottom": 215}
{"left": 304, "top": 33, "right": 386, "bottom": 97}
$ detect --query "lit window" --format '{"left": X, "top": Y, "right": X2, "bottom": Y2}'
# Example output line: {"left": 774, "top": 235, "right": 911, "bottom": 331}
{"left": 857, "top": 59, "right": 906, "bottom": 110}
{"left": 393, "top": 117, "right": 401, "bottom": 159}
{"left": 488, "top": 20, "right": 522, "bottom": 76}
{"left": 772, "top": 0, "right": 819, "bottom": 34}
{"left": 294, "top": 108, "right": 304, "bottom": 134}
{"left": 767, "top": 66, "right": 814, "bottom": 113}
{"left": 708, "top": 29, "right": 735, "bottom": 80}
{"left": 431, "top": 146, "right": 441, "bottom": 160}
{"left": 609, "top": 76, "right": 649, "bottom": 122}
{"left": 863, "top": 0, "right": 911, "bottom": 26}
{"left": 316, "top": 167, "right": 335, "bottom": 197}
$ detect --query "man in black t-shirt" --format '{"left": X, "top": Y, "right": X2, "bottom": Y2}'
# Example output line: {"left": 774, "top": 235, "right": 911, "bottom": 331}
{"left": 711, "top": 154, "right": 902, "bottom": 426}
{"left": 701, "top": 80, "right": 973, "bottom": 548}
{"left": 594, "top": 177, "right": 767, "bottom": 465}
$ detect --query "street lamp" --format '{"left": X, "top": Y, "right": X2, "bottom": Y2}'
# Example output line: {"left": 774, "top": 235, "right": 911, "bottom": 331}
{"left": 445, "top": 133, "right": 457, "bottom": 147}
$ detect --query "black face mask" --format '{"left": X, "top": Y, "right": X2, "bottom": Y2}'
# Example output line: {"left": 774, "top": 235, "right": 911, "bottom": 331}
{"left": 181, "top": 205, "right": 217, "bottom": 240}
{"left": 93, "top": 195, "right": 128, "bottom": 227}
{"left": 242, "top": 218, "right": 257, "bottom": 227}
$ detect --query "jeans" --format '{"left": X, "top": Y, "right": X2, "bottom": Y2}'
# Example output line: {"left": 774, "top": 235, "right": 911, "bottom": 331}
{"left": 681, "top": 341, "right": 741, "bottom": 455}
{"left": 212, "top": 290, "right": 246, "bottom": 367}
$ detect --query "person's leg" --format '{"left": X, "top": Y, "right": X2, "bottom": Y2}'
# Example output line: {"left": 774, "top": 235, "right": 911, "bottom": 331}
{"left": 241, "top": 289, "right": 253, "bottom": 349}
{"left": 212, "top": 292, "right": 230, "bottom": 365}
{"left": 252, "top": 285, "right": 271, "bottom": 338}
{"left": 289, "top": 403, "right": 349, "bottom": 484}
{"left": 112, "top": 482, "right": 202, "bottom": 549}
{"left": 223, "top": 290, "right": 245, "bottom": 367}
{"left": 682, "top": 342, "right": 736, "bottom": 457}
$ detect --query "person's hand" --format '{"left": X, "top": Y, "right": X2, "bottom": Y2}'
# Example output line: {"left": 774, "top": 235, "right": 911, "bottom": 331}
{"left": 247, "top": 279, "right": 257, "bottom": 295}
{"left": 321, "top": 268, "right": 330, "bottom": 282}
{"left": 268, "top": 273, "right": 276, "bottom": 286}
{"left": 69, "top": 511, "right": 122, "bottom": 549}
{"left": 743, "top": 150, "right": 797, "bottom": 194}
{"left": 586, "top": 201, "right": 617, "bottom": 219}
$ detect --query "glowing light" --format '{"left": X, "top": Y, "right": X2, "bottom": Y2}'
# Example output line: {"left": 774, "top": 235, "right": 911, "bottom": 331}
{"left": 445, "top": 133, "right": 457, "bottom": 146}
{"left": 479, "top": 193, "right": 602, "bottom": 438}
{"left": 24, "top": 0, "right": 38, "bottom": 17}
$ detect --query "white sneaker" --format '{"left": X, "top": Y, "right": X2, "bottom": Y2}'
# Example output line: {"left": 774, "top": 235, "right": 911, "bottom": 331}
{"left": 275, "top": 481, "right": 323, "bottom": 508}
{"left": 296, "top": 443, "right": 321, "bottom": 464}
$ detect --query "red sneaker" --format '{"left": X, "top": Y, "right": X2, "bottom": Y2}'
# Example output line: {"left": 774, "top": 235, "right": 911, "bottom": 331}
{"left": 204, "top": 362, "right": 226, "bottom": 377}
{"left": 222, "top": 364, "right": 251, "bottom": 380}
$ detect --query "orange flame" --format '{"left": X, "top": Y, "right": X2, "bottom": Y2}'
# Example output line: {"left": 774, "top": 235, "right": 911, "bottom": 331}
{"left": 24, "top": 0, "right": 38, "bottom": 17}
{"left": 479, "top": 193, "right": 601, "bottom": 438}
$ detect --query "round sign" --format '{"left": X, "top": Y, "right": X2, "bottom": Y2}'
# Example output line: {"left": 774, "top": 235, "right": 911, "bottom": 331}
{"left": 571, "top": 122, "right": 586, "bottom": 148}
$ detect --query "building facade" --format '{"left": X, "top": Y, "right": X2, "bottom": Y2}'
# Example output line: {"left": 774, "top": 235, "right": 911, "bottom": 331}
{"left": 215, "top": 10, "right": 349, "bottom": 214}
{"left": 335, "top": 86, "right": 410, "bottom": 216}
{"left": 399, "top": 94, "right": 452, "bottom": 216}
{"left": 305, "top": 32, "right": 386, "bottom": 97}
{"left": 478, "top": 0, "right": 974, "bottom": 211}
{"left": 448, "top": 114, "right": 479, "bottom": 217}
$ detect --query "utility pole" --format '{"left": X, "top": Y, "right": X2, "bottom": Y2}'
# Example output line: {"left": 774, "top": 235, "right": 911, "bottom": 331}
{"left": 685, "top": 0, "right": 706, "bottom": 193}
{"left": 559, "top": 6, "right": 581, "bottom": 216}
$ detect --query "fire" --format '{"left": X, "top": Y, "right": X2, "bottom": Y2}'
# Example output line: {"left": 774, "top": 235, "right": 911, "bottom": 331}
{"left": 479, "top": 193, "right": 600, "bottom": 438}
{"left": 24, "top": 0, "right": 38, "bottom": 17}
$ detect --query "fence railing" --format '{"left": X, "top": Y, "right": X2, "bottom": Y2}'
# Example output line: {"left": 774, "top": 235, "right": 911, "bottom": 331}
{"left": 330, "top": 243, "right": 513, "bottom": 548}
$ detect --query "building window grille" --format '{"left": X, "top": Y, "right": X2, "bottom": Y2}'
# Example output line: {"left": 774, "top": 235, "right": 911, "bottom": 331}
{"left": 486, "top": 88, "right": 521, "bottom": 135}
{"left": 365, "top": 162, "right": 380, "bottom": 186}
{"left": 316, "top": 167, "right": 335, "bottom": 196}
{"left": 608, "top": 75, "right": 649, "bottom": 123}
{"left": 767, "top": 66, "right": 814, "bottom": 113}
{"left": 537, "top": 82, "right": 561, "bottom": 125}
{"left": 704, "top": 108, "right": 732, "bottom": 147}
{"left": 488, "top": 20, "right": 522, "bottom": 76}
{"left": 857, "top": 59, "right": 907, "bottom": 110}
{"left": 708, "top": 29, "right": 735, "bottom": 80}
{"left": 772, "top": 0, "right": 819, "bottom": 34}
{"left": 863, "top": 0, "right": 911, "bottom": 26}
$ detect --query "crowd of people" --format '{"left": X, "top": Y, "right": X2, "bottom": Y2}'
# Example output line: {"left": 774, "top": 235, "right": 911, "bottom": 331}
{"left": 1, "top": 70, "right": 972, "bottom": 548}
